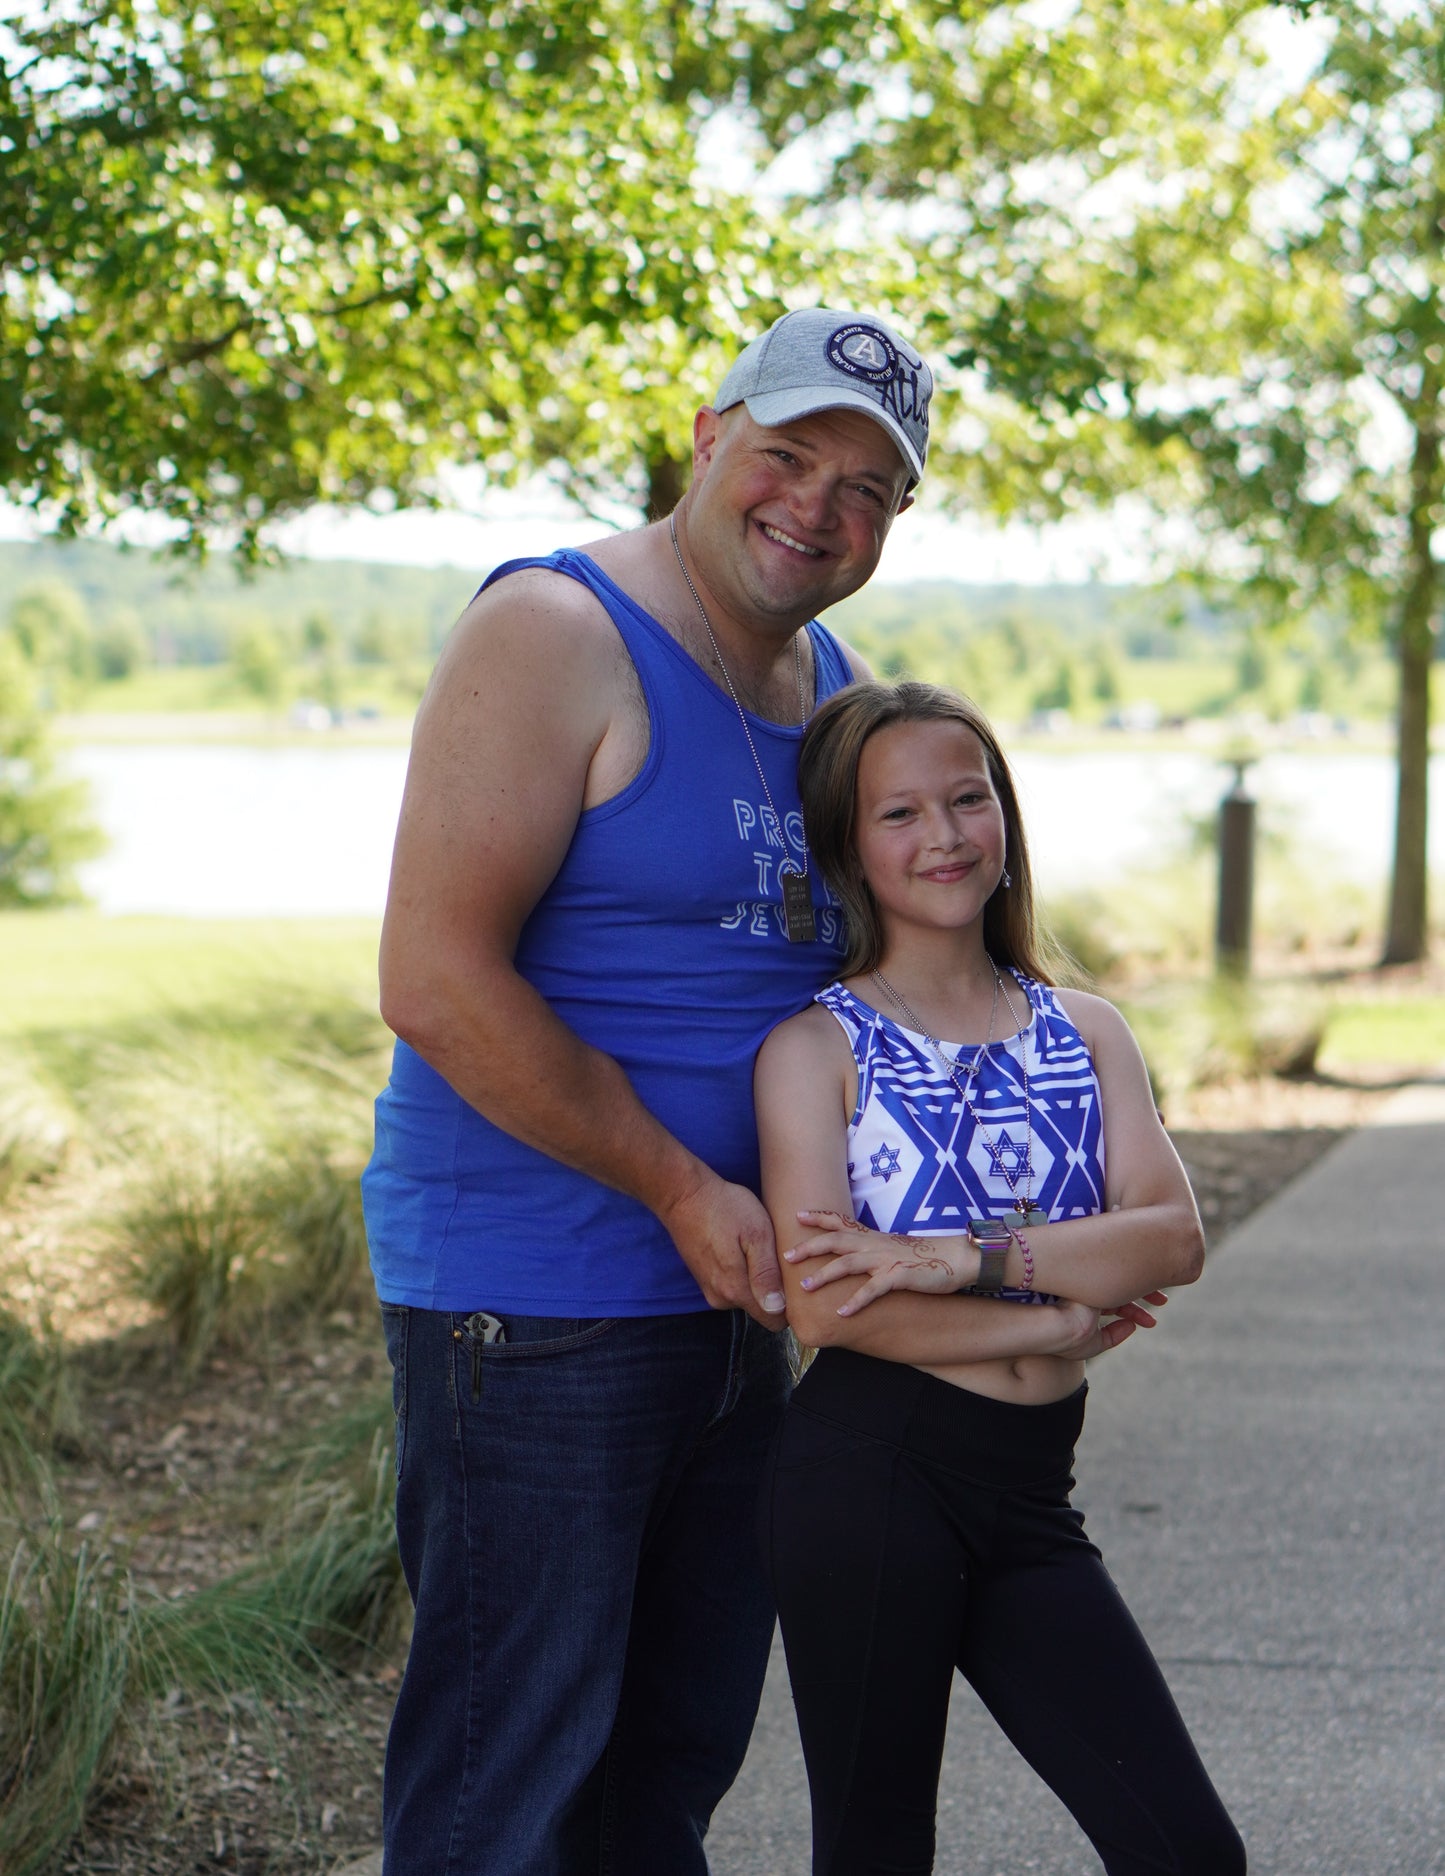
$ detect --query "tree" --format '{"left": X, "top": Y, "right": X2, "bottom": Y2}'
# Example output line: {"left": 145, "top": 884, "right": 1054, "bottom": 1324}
{"left": 93, "top": 607, "right": 148, "bottom": 682}
{"left": 783, "top": 0, "right": 1441, "bottom": 962}
{"left": 1129, "top": 1, "right": 1445, "bottom": 963}
{"left": 745, "top": 0, "right": 1253, "bottom": 521}
{"left": 1091, "top": 645, "right": 1122, "bottom": 705}
{"left": 0, "top": 0, "right": 836, "bottom": 553}
{"left": 1034, "top": 656, "right": 1082, "bottom": 714}
{"left": 0, "top": 635, "right": 105, "bottom": 907}
{"left": 6, "top": 579, "right": 93, "bottom": 699}
{"left": 230, "top": 619, "right": 287, "bottom": 703}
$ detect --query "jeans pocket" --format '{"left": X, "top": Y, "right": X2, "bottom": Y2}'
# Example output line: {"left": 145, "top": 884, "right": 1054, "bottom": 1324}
{"left": 460, "top": 1314, "right": 620, "bottom": 1360}
{"left": 380, "top": 1301, "right": 409, "bottom": 1479}
{"left": 452, "top": 1315, "right": 620, "bottom": 1414}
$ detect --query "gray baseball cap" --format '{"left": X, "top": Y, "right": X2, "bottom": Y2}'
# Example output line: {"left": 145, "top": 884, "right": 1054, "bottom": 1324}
{"left": 713, "top": 308, "right": 932, "bottom": 485}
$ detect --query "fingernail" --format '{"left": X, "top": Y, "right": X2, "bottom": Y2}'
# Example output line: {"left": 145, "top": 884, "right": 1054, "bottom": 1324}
{"left": 764, "top": 1292, "right": 787, "bottom": 1313}
{"left": 783, "top": 1248, "right": 797, "bottom": 1260}
{"left": 800, "top": 1278, "right": 813, "bottom": 1290}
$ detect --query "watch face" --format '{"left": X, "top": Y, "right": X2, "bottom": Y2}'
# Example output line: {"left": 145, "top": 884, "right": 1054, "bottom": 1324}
{"left": 969, "top": 1219, "right": 1012, "bottom": 1245}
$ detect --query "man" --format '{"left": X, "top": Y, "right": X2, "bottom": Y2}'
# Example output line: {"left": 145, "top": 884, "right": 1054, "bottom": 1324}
{"left": 362, "top": 307, "right": 933, "bottom": 1874}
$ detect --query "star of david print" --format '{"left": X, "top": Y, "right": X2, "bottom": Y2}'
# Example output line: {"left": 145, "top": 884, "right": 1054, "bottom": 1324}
{"left": 869, "top": 1143, "right": 903, "bottom": 1183}
{"left": 822, "top": 979, "right": 1110, "bottom": 1233}
{"left": 985, "top": 1129, "right": 1033, "bottom": 1184}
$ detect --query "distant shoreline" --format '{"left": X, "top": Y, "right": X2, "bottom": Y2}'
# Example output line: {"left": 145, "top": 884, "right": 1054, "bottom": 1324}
{"left": 52, "top": 708, "right": 1420, "bottom": 758}
{"left": 54, "top": 710, "right": 416, "bottom": 748}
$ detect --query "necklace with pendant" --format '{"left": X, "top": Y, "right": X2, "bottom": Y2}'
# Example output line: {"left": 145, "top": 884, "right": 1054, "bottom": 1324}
{"left": 870, "top": 959, "right": 1046, "bottom": 1224}
{"left": 669, "top": 512, "right": 817, "bottom": 943}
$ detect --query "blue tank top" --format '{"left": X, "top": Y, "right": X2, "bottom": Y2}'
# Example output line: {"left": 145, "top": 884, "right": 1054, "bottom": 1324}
{"left": 817, "top": 972, "right": 1107, "bottom": 1305}
{"left": 363, "top": 549, "right": 852, "bottom": 1313}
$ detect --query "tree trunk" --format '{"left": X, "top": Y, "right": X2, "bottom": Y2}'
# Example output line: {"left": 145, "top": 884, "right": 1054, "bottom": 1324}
{"left": 646, "top": 451, "right": 688, "bottom": 521}
{"left": 1381, "top": 408, "right": 1440, "bottom": 966}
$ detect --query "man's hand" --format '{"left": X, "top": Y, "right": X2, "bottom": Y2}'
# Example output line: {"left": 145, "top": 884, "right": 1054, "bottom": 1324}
{"left": 660, "top": 1175, "right": 788, "bottom": 1328}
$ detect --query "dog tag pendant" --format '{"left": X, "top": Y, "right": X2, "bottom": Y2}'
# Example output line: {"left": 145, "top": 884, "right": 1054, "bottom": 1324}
{"left": 781, "top": 869, "right": 817, "bottom": 944}
{"left": 1015, "top": 1205, "right": 1047, "bottom": 1227}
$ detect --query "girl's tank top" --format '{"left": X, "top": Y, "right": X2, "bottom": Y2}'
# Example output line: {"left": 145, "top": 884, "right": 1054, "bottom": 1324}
{"left": 364, "top": 549, "right": 851, "bottom": 1314}
{"left": 816, "top": 972, "right": 1106, "bottom": 1305}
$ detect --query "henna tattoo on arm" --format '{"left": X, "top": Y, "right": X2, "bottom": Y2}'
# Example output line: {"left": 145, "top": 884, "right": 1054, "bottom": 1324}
{"left": 886, "top": 1233, "right": 952, "bottom": 1277}
{"left": 808, "top": 1218, "right": 955, "bottom": 1283}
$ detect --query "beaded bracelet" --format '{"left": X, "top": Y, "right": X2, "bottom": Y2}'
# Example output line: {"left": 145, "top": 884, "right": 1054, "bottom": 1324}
{"left": 1006, "top": 1222, "right": 1036, "bottom": 1292}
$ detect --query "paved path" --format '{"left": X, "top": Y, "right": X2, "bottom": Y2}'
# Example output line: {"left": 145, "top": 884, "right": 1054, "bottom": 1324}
{"left": 709, "top": 1078, "right": 1445, "bottom": 1875}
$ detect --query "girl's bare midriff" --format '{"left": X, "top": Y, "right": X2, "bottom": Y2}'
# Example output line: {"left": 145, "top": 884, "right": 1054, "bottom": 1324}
{"left": 918, "top": 1351, "right": 1086, "bottom": 1405}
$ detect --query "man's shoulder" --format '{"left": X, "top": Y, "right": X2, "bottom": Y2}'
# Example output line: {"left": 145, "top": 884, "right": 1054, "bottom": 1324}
{"left": 440, "top": 555, "right": 642, "bottom": 687}
{"left": 465, "top": 555, "right": 607, "bottom": 629}
{"left": 417, "top": 549, "right": 651, "bottom": 803}
{"left": 461, "top": 530, "right": 668, "bottom": 644}
{"left": 808, "top": 617, "right": 871, "bottom": 684}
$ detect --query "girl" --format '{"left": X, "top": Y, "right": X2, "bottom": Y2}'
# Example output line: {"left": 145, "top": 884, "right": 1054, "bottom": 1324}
{"left": 754, "top": 681, "right": 1245, "bottom": 1876}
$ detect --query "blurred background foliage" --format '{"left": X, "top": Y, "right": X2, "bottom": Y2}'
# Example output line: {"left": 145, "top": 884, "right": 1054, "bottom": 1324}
{"left": 3, "top": 0, "right": 1442, "bottom": 956}
{"left": 0, "top": 535, "right": 1422, "bottom": 729}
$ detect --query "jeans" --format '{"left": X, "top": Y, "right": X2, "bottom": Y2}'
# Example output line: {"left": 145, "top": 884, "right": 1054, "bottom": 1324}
{"left": 380, "top": 1302, "right": 791, "bottom": 1876}
{"left": 764, "top": 1349, "right": 1246, "bottom": 1876}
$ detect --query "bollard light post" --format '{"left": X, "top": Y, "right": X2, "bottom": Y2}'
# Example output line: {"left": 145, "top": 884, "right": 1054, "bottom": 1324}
{"left": 1215, "top": 758, "right": 1256, "bottom": 976}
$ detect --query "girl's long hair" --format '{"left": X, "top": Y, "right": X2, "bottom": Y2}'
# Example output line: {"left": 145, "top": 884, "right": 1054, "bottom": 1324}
{"left": 799, "top": 680, "right": 1068, "bottom": 984}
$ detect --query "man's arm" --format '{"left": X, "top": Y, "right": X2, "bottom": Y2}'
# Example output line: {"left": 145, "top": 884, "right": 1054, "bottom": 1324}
{"left": 378, "top": 568, "right": 787, "bottom": 1324}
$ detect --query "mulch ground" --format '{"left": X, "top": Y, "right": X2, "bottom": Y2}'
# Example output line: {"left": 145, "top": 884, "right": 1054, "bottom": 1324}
{"left": 39, "top": 1074, "right": 1394, "bottom": 1875}
{"left": 51, "top": 1331, "right": 398, "bottom": 1876}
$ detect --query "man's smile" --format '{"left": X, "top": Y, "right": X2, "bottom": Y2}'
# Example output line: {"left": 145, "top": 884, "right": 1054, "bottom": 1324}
{"left": 758, "top": 521, "right": 825, "bottom": 558}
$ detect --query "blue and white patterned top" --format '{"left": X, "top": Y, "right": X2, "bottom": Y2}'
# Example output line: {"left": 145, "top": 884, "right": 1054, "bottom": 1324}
{"left": 817, "top": 971, "right": 1107, "bottom": 1306}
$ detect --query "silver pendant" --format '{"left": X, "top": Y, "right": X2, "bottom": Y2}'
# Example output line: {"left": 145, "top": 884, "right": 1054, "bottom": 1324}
{"left": 1014, "top": 1204, "right": 1047, "bottom": 1226}
{"left": 781, "top": 869, "right": 817, "bottom": 944}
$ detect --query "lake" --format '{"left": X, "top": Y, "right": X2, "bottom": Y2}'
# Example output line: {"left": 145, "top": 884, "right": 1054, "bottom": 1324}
{"left": 67, "top": 741, "right": 1443, "bottom": 918}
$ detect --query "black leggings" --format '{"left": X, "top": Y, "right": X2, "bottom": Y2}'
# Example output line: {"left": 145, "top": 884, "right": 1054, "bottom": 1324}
{"left": 762, "top": 1349, "right": 1246, "bottom": 1876}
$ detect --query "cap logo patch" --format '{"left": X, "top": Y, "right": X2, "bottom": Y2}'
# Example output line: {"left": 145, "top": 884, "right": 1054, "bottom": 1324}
{"left": 827, "top": 324, "right": 900, "bottom": 385}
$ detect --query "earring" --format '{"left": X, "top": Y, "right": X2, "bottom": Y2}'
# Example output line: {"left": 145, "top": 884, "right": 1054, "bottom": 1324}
{"left": 1001, "top": 866, "right": 1012, "bottom": 890}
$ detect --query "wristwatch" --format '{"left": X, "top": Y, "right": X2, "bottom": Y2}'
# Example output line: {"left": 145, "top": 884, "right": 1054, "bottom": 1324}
{"left": 965, "top": 1218, "right": 1012, "bottom": 1295}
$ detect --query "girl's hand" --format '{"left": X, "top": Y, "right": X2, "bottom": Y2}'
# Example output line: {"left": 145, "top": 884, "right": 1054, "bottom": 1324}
{"left": 786, "top": 1209, "right": 968, "bottom": 1314}
{"left": 1104, "top": 1290, "right": 1169, "bottom": 1329}
{"left": 1048, "top": 1299, "right": 1142, "bottom": 1359}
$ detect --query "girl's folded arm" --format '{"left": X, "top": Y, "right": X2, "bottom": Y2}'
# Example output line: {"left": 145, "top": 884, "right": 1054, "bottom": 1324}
{"left": 754, "top": 1009, "right": 1095, "bottom": 1366}
{"left": 1001, "top": 991, "right": 1205, "bottom": 1307}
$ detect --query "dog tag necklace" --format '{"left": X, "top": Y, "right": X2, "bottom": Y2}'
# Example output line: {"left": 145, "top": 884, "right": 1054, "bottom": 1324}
{"left": 669, "top": 512, "right": 816, "bottom": 943}
{"left": 871, "top": 960, "right": 1047, "bottom": 1225}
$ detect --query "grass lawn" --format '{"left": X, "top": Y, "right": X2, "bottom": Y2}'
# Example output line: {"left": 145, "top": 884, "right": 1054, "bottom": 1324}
{"left": 0, "top": 911, "right": 382, "bottom": 1036}
{"left": 1319, "top": 993, "right": 1445, "bottom": 1071}
{"left": 5, "top": 909, "right": 1443, "bottom": 1071}
{"left": 63, "top": 663, "right": 426, "bottom": 719}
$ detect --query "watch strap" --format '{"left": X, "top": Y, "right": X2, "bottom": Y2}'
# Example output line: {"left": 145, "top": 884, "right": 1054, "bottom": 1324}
{"left": 967, "top": 1220, "right": 1011, "bottom": 1295}
{"left": 973, "top": 1241, "right": 1009, "bottom": 1294}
